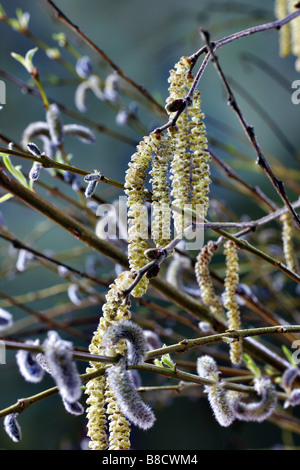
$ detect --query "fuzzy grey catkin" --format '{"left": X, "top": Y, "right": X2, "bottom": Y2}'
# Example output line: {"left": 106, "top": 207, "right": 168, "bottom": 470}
{"left": 103, "top": 320, "right": 156, "bottom": 430}
{"left": 63, "top": 124, "right": 96, "bottom": 144}
{"left": 29, "top": 161, "right": 42, "bottom": 181}
{"left": 62, "top": 398, "right": 84, "bottom": 416}
{"left": 27, "top": 142, "right": 42, "bottom": 157}
{"left": 16, "top": 249, "right": 33, "bottom": 272}
{"left": 197, "top": 355, "right": 235, "bottom": 427}
{"left": 46, "top": 103, "right": 63, "bottom": 146}
{"left": 75, "top": 55, "right": 93, "bottom": 78}
{"left": 0, "top": 307, "right": 13, "bottom": 331}
{"left": 3, "top": 413, "right": 22, "bottom": 442}
{"left": 16, "top": 340, "right": 45, "bottom": 383}
{"left": 281, "top": 365, "right": 300, "bottom": 392}
{"left": 284, "top": 388, "right": 300, "bottom": 408}
{"left": 106, "top": 359, "right": 155, "bottom": 430}
{"left": 228, "top": 377, "right": 277, "bottom": 423}
{"left": 43, "top": 330, "right": 82, "bottom": 403}
{"left": 206, "top": 383, "right": 236, "bottom": 428}
{"left": 102, "top": 320, "right": 148, "bottom": 366}
{"left": 196, "top": 355, "right": 220, "bottom": 380}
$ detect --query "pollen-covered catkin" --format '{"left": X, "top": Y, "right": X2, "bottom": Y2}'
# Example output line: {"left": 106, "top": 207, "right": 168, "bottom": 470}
{"left": 105, "top": 383, "right": 131, "bottom": 450}
{"left": 280, "top": 211, "right": 299, "bottom": 273}
{"left": 288, "top": 0, "right": 300, "bottom": 71}
{"left": 125, "top": 134, "right": 161, "bottom": 297}
{"left": 223, "top": 240, "right": 242, "bottom": 365}
{"left": 167, "top": 57, "right": 194, "bottom": 236}
{"left": 167, "top": 56, "right": 211, "bottom": 235}
{"left": 149, "top": 131, "right": 173, "bottom": 248}
{"left": 187, "top": 91, "right": 211, "bottom": 217}
{"left": 275, "top": 0, "right": 291, "bottom": 57}
{"left": 195, "top": 241, "right": 225, "bottom": 322}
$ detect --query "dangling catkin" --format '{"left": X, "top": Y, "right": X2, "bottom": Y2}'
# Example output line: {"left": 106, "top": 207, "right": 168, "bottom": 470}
{"left": 167, "top": 56, "right": 211, "bottom": 236}
{"left": 275, "top": 0, "right": 291, "bottom": 57}
{"left": 288, "top": 0, "right": 300, "bottom": 70}
{"left": 149, "top": 131, "right": 173, "bottom": 248}
{"left": 223, "top": 240, "right": 242, "bottom": 365}
{"left": 125, "top": 134, "right": 162, "bottom": 297}
{"left": 195, "top": 241, "right": 225, "bottom": 322}
{"left": 280, "top": 211, "right": 299, "bottom": 273}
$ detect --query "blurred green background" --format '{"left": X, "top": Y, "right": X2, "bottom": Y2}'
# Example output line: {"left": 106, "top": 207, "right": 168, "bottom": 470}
{"left": 0, "top": 0, "right": 299, "bottom": 450}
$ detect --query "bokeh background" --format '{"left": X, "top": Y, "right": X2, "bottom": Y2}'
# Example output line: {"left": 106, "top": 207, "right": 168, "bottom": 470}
{"left": 0, "top": 0, "right": 299, "bottom": 450}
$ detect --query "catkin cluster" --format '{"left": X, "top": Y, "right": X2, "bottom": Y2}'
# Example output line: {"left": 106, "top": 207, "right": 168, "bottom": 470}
{"left": 86, "top": 54, "right": 212, "bottom": 450}
{"left": 275, "top": 0, "right": 300, "bottom": 71}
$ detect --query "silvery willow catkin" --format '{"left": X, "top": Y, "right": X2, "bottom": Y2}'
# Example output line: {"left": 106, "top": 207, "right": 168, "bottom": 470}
{"left": 16, "top": 340, "right": 45, "bottom": 383}
{"left": 3, "top": 413, "right": 22, "bottom": 443}
{"left": 43, "top": 330, "right": 82, "bottom": 404}
{"left": 227, "top": 377, "right": 277, "bottom": 422}
{"left": 0, "top": 307, "right": 13, "bottom": 332}
{"left": 196, "top": 355, "right": 235, "bottom": 427}
{"left": 103, "top": 321, "right": 155, "bottom": 433}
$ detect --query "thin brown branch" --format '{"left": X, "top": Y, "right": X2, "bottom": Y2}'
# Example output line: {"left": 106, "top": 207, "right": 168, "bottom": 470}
{"left": 199, "top": 28, "right": 300, "bottom": 229}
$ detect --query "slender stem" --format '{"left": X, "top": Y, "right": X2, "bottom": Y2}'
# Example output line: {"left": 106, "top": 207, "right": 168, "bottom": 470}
{"left": 146, "top": 325, "right": 300, "bottom": 361}
{"left": 33, "top": 76, "right": 50, "bottom": 110}
{"left": 0, "top": 146, "right": 125, "bottom": 191}
{"left": 199, "top": 28, "right": 300, "bottom": 229}
{"left": 190, "top": 10, "right": 300, "bottom": 66}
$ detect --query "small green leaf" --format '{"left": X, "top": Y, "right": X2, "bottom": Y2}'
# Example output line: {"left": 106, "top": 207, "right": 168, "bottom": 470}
{"left": 11, "top": 47, "right": 37, "bottom": 74}
{"left": 242, "top": 353, "right": 261, "bottom": 378}
{"left": 154, "top": 345, "right": 176, "bottom": 371}
{"left": 0, "top": 193, "right": 13, "bottom": 203}
{"left": 154, "top": 358, "right": 163, "bottom": 368}
{"left": 0, "top": 4, "right": 7, "bottom": 19}
{"left": 282, "top": 345, "right": 296, "bottom": 366}
{"left": 1, "top": 154, "right": 31, "bottom": 189}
